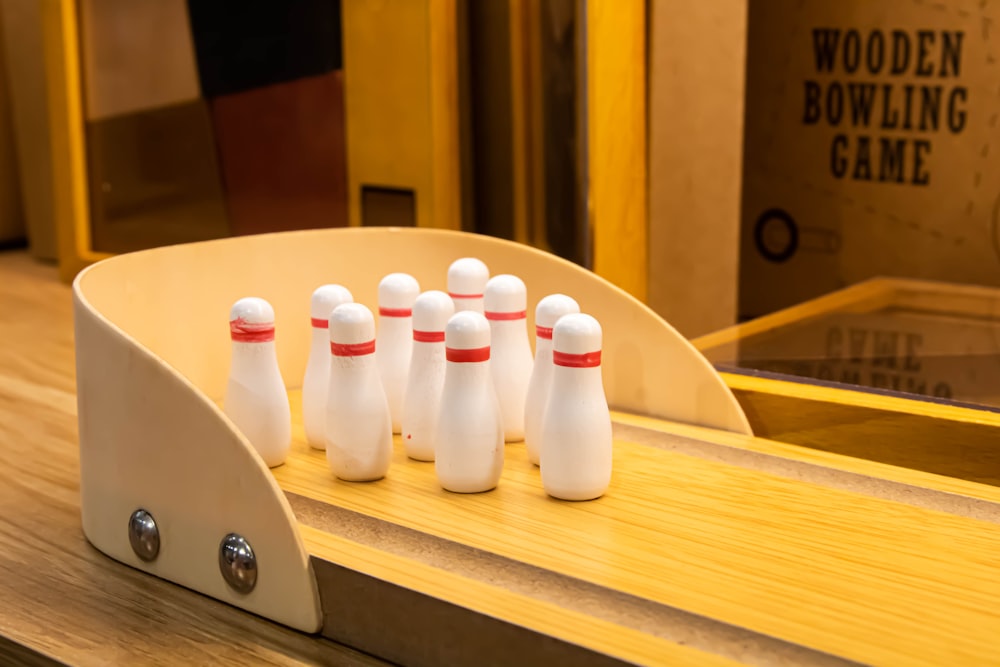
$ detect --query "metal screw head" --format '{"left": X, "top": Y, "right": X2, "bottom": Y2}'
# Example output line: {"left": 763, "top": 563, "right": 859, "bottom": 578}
{"left": 219, "top": 533, "right": 257, "bottom": 594}
{"left": 128, "top": 509, "right": 160, "bottom": 562}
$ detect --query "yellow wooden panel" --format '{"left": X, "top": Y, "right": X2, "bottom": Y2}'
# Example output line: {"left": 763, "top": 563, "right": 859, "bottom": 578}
{"left": 41, "top": 0, "right": 109, "bottom": 280}
{"left": 428, "top": 0, "right": 460, "bottom": 232}
{"left": 342, "top": 0, "right": 460, "bottom": 230}
{"left": 588, "top": 0, "right": 647, "bottom": 301}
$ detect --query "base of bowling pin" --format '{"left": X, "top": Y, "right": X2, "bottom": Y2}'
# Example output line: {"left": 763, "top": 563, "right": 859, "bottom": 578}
{"left": 542, "top": 462, "right": 611, "bottom": 500}
{"left": 326, "top": 438, "right": 393, "bottom": 481}
{"left": 335, "top": 472, "right": 387, "bottom": 483}
{"left": 262, "top": 454, "right": 289, "bottom": 468}
{"left": 440, "top": 480, "right": 499, "bottom": 494}
{"left": 543, "top": 485, "right": 608, "bottom": 502}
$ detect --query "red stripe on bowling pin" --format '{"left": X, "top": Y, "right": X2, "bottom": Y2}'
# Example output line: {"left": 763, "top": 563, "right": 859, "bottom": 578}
{"left": 485, "top": 310, "right": 527, "bottom": 321}
{"left": 378, "top": 307, "right": 413, "bottom": 317}
{"left": 230, "top": 318, "right": 275, "bottom": 343}
{"left": 553, "top": 350, "right": 601, "bottom": 368}
{"left": 446, "top": 346, "right": 490, "bottom": 363}
{"left": 331, "top": 340, "right": 376, "bottom": 356}
{"left": 413, "top": 330, "right": 446, "bottom": 343}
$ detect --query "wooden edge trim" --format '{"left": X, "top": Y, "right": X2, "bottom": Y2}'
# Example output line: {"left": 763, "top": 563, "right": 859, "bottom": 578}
{"left": 302, "top": 525, "right": 742, "bottom": 667}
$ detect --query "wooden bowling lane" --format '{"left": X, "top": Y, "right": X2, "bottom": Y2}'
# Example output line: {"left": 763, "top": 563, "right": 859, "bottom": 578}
{"left": 273, "top": 392, "right": 1000, "bottom": 666}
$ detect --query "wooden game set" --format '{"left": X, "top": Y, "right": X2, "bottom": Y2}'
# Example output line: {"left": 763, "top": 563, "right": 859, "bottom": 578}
{"left": 73, "top": 228, "right": 999, "bottom": 666}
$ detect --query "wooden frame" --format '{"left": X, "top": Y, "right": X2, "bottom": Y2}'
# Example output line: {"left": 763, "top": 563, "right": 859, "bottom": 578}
{"left": 341, "top": 0, "right": 461, "bottom": 230}
{"left": 41, "top": 0, "right": 107, "bottom": 281}
{"left": 587, "top": 0, "right": 647, "bottom": 301}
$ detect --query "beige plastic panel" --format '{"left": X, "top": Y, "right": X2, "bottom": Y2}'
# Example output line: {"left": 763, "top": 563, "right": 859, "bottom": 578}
{"left": 73, "top": 228, "right": 750, "bottom": 629}
{"left": 74, "top": 276, "right": 322, "bottom": 633}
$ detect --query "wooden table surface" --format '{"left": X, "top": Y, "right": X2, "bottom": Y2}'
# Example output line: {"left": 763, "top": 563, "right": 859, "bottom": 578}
{"left": 0, "top": 251, "right": 382, "bottom": 666}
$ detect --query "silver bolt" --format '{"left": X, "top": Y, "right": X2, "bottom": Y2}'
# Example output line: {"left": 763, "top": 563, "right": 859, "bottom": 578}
{"left": 219, "top": 533, "right": 257, "bottom": 594}
{"left": 128, "top": 509, "right": 160, "bottom": 562}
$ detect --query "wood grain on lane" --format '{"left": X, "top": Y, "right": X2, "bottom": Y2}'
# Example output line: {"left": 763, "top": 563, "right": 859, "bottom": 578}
{"left": 276, "top": 393, "right": 1000, "bottom": 667}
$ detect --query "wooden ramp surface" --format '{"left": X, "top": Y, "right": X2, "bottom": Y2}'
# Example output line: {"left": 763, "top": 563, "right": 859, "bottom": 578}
{"left": 274, "top": 393, "right": 1000, "bottom": 667}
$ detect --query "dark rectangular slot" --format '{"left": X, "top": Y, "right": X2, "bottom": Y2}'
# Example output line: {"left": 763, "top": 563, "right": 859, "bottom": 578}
{"left": 361, "top": 186, "right": 416, "bottom": 227}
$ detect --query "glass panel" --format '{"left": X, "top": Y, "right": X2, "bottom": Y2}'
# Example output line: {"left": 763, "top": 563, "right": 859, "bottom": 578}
{"left": 76, "top": 0, "right": 347, "bottom": 253}
{"left": 703, "top": 282, "right": 1000, "bottom": 411}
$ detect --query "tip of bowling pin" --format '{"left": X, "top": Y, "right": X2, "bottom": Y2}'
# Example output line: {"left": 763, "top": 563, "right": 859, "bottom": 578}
{"left": 311, "top": 284, "right": 354, "bottom": 319}
{"left": 446, "top": 311, "right": 490, "bottom": 350}
{"left": 536, "top": 294, "right": 580, "bottom": 327}
{"left": 413, "top": 290, "right": 455, "bottom": 332}
{"left": 552, "top": 313, "right": 602, "bottom": 354}
{"left": 230, "top": 297, "right": 274, "bottom": 324}
{"left": 447, "top": 258, "right": 489, "bottom": 294}
{"left": 378, "top": 273, "right": 420, "bottom": 309}
{"left": 330, "top": 303, "right": 376, "bottom": 344}
{"left": 484, "top": 275, "right": 527, "bottom": 314}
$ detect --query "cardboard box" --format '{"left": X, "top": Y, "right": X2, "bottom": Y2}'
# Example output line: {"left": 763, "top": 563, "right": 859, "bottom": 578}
{"left": 741, "top": 0, "right": 1000, "bottom": 319}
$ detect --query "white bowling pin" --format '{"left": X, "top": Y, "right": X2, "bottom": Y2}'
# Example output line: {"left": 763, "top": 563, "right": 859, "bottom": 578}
{"left": 447, "top": 257, "right": 489, "bottom": 314}
{"left": 224, "top": 297, "right": 291, "bottom": 468}
{"left": 484, "top": 275, "right": 533, "bottom": 442}
{"left": 540, "top": 314, "right": 612, "bottom": 501}
{"left": 524, "top": 294, "right": 580, "bottom": 464}
{"left": 435, "top": 311, "right": 504, "bottom": 493}
{"left": 302, "top": 284, "right": 353, "bottom": 449}
{"left": 401, "top": 290, "right": 455, "bottom": 461}
{"left": 376, "top": 273, "right": 420, "bottom": 434}
{"left": 326, "top": 303, "right": 393, "bottom": 482}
